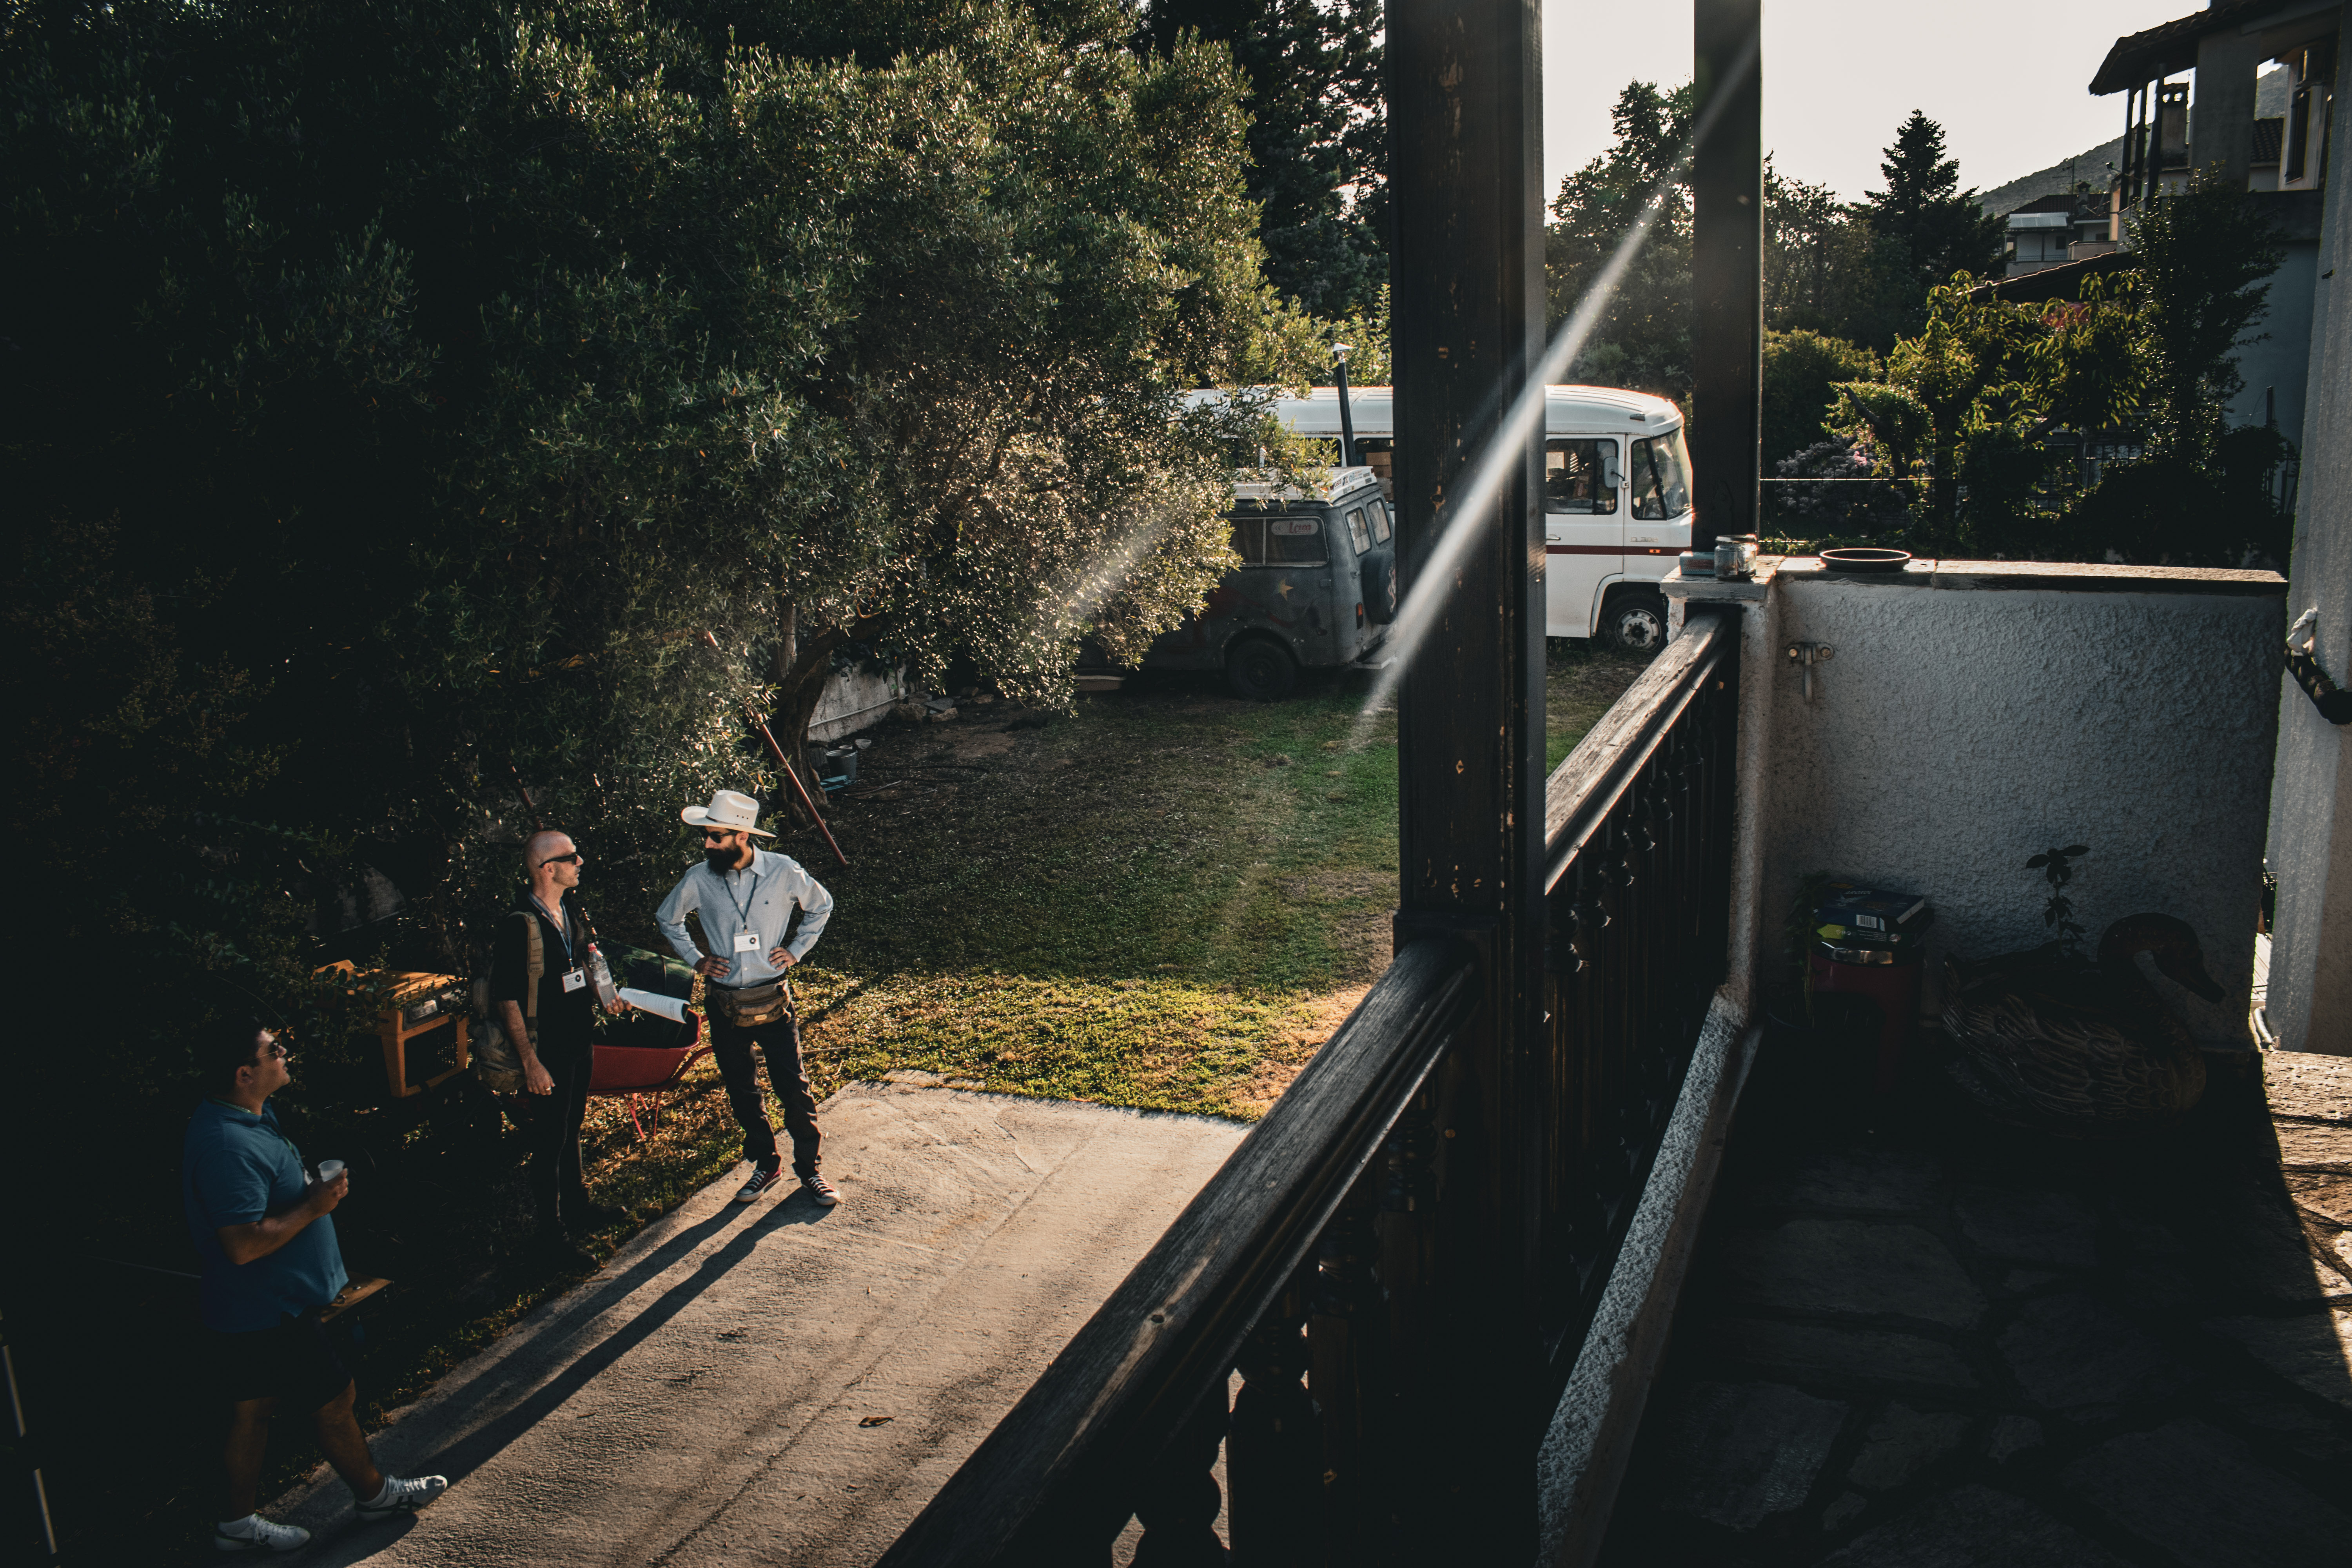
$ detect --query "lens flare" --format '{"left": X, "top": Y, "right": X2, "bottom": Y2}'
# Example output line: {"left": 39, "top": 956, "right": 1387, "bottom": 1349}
{"left": 1351, "top": 36, "right": 1758, "bottom": 746}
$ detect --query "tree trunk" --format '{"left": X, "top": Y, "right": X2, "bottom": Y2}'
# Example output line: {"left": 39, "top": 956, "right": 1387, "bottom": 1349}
{"left": 763, "top": 615, "right": 888, "bottom": 828}
{"left": 1927, "top": 434, "right": 1960, "bottom": 551}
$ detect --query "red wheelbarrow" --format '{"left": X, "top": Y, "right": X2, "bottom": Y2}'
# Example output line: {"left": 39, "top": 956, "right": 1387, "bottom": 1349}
{"left": 590, "top": 1009, "right": 712, "bottom": 1142}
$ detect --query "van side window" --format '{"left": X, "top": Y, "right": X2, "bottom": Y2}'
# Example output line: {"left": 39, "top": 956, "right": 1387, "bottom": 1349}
{"left": 1545, "top": 440, "right": 1619, "bottom": 514}
{"left": 1629, "top": 428, "right": 1693, "bottom": 519}
{"left": 1345, "top": 507, "right": 1372, "bottom": 554}
{"left": 1370, "top": 499, "right": 1394, "bottom": 543}
{"left": 1230, "top": 514, "right": 1266, "bottom": 564}
{"left": 1266, "top": 511, "right": 1330, "bottom": 565}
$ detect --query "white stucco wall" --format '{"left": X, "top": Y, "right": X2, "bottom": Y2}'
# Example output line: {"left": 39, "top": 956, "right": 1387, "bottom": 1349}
{"left": 2268, "top": 42, "right": 2352, "bottom": 1056}
{"left": 1741, "top": 564, "right": 2285, "bottom": 1045}
{"left": 807, "top": 663, "right": 906, "bottom": 742}
{"left": 2231, "top": 239, "right": 2320, "bottom": 445}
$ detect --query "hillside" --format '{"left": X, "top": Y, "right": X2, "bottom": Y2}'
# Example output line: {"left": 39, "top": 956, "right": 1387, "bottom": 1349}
{"left": 1978, "top": 134, "right": 2128, "bottom": 216}
{"left": 1976, "top": 65, "right": 2291, "bottom": 216}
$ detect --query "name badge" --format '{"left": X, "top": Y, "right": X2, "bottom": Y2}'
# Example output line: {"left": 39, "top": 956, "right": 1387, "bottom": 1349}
{"left": 561, "top": 968, "right": 587, "bottom": 993}
{"left": 733, "top": 931, "right": 763, "bottom": 953}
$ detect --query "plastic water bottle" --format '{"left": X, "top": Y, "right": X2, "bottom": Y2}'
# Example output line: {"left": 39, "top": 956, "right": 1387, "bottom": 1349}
{"left": 586, "top": 944, "right": 619, "bottom": 1008}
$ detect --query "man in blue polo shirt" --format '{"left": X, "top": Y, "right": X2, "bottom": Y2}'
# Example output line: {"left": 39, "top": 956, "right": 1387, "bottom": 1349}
{"left": 183, "top": 1020, "right": 448, "bottom": 1552}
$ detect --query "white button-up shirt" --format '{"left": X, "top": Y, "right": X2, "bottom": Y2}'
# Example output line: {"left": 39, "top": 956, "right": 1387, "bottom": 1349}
{"left": 654, "top": 848, "right": 834, "bottom": 988}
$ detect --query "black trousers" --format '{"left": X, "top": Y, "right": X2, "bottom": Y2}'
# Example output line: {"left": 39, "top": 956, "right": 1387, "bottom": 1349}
{"left": 710, "top": 1005, "right": 820, "bottom": 1176}
{"left": 523, "top": 1039, "right": 593, "bottom": 1230}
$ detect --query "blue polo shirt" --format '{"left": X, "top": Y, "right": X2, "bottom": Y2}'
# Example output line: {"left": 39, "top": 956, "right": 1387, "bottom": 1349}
{"left": 182, "top": 1098, "right": 347, "bottom": 1332}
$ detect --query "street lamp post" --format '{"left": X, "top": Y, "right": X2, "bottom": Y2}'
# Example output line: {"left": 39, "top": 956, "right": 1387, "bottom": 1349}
{"left": 1332, "top": 341, "right": 1359, "bottom": 468}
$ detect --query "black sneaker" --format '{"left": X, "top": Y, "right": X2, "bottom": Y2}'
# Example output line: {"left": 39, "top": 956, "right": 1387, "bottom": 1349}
{"left": 736, "top": 1160, "right": 784, "bottom": 1202}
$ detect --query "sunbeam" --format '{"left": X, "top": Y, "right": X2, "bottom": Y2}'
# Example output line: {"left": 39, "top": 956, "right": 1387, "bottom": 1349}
{"left": 1350, "top": 33, "right": 1759, "bottom": 747}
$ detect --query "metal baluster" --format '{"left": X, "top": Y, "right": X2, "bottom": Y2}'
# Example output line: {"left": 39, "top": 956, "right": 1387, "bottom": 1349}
{"left": 1229, "top": 1263, "right": 1318, "bottom": 1566}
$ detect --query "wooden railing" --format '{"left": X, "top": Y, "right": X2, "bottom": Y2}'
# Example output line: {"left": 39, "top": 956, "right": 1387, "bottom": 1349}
{"left": 879, "top": 609, "right": 1741, "bottom": 1566}
{"left": 1532, "top": 607, "right": 1741, "bottom": 1378}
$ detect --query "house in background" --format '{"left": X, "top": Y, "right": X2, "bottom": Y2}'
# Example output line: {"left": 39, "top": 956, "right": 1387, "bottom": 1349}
{"left": 2002, "top": 189, "right": 2118, "bottom": 276}
{"left": 2092, "top": 0, "right": 2339, "bottom": 448}
{"left": 2250, "top": 111, "right": 2288, "bottom": 185}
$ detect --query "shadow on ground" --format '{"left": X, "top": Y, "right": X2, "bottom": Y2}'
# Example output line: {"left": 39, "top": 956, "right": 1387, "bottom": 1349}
{"left": 1597, "top": 1029, "right": 2352, "bottom": 1568}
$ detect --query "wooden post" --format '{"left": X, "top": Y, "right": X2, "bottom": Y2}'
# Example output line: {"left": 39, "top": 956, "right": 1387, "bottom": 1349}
{"left": 1692, "top": 0, "right": 1763, "bottom": 539}
{"left": 1386, "top": 0, "right": 1545, "bottom": 1557}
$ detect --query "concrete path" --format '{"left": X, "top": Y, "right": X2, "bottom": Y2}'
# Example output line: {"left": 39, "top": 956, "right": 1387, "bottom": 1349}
{"left": 274, "top": 1080, "right": 1246, "bottom": 1566}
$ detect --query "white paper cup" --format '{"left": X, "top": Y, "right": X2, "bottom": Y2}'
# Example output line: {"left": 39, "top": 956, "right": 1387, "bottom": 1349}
{"left": 317, "top": 1160, "right": 347, "bottom": 1185}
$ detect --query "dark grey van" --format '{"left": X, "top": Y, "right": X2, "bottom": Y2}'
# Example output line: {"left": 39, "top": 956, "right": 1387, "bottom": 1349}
{"left": 1143, "top": 467, "right": 1397, "bottom": 699}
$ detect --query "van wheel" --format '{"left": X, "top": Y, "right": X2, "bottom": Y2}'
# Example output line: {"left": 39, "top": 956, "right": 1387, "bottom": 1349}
{"left": 1604, "top": 590, "right": 1668, "bottom": 653}
{"left": 1226, "top": 637, "right": 1299, "bottom": 701}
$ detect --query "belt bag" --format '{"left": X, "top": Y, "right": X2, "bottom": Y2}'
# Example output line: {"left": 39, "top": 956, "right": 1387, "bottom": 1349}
{"left": 713, "top": 978, "right": 791, "bottom": 1028}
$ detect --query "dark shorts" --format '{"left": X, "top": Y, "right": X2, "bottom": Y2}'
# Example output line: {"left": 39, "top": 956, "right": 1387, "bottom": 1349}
{"left": 211, "top": 1311, "right": 351, "bottom": 1413}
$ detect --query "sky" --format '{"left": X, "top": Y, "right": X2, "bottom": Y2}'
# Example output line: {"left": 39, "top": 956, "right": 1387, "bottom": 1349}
{"left": 1541, "top": 0, "right": 2195, "bottom": 204}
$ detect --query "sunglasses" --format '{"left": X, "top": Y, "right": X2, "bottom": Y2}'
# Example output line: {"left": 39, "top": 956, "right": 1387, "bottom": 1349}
{"left": 538, "top": 851, "right": 584, "bottom": 866}
{"left": 700, "top": 830, "right": 741, "bottom": 844}
{"left": 254, "top": 1041, "right": 290, "bottom": 1063}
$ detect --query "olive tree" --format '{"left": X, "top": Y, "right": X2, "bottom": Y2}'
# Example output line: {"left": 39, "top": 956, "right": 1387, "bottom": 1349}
{"left": 2, "top": 0, "right": 1299, "bottom": 1054}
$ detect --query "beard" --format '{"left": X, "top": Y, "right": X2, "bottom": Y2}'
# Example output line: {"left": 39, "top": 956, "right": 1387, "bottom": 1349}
{"left": 704, "top": 844, "right": 746, "bottom": 872}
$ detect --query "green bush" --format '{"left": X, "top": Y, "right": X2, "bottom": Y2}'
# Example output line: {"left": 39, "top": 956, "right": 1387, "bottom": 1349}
{"left": 1762, "top": 330, "right": 1880, "bottom": 470}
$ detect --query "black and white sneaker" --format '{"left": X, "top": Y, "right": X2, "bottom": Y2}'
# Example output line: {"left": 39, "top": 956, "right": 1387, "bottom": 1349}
{"left": 736, "top": 1160, "right": 784, "bottom": 1202}
{"left": 356, "top": 1473, "right": 448, "bottom": 1521}
{"left": 213, "top": 1514, "right": 310, "bottom": 1553}
{"left": 802, "top": 1174, "right": 840, "bottom": 1207}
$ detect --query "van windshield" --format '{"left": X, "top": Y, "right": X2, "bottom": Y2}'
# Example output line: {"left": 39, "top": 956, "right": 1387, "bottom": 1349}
{"left": 1629, "top": 428, "right": 1692, "bottom": 520}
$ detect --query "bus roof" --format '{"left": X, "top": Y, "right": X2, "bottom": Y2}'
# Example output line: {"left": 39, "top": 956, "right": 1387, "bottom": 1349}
{"left": 1185, "top": 384, "right": 1683, "bottom": 437}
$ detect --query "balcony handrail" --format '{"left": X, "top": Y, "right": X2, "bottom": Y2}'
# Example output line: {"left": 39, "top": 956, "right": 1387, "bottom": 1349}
{"left": 1545, "top": 606, "right": 1736, "bottom": 891}
{"left": 877, "top": 935, "right": 1481, "bottom": 1566}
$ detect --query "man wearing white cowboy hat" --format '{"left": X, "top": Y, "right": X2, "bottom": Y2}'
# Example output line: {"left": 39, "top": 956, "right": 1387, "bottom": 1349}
{"left": 655, "top": 789, "right": 838, "bottom": 1204}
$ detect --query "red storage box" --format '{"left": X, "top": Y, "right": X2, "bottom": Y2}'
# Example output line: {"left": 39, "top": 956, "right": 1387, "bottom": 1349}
{"left": 1809, "top": 941, "right": 1924, "bottom": 1095}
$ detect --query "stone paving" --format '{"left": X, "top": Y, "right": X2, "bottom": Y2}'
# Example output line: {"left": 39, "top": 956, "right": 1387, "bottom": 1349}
{"left": 1595, "top": 1036, "right": 2352, "bottom": 1568}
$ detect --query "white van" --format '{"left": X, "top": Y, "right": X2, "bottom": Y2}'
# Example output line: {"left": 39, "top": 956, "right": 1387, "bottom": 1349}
{"left": 1250, "top": 385, "right": 1694, "bottom": 650}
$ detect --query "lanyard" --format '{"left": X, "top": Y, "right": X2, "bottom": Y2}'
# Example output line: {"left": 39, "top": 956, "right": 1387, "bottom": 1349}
{"left": 719, "top": 867, "right": 761, "bottom": 934}
{"left": 530, "top": 895, "right": 575, "bottom": 966}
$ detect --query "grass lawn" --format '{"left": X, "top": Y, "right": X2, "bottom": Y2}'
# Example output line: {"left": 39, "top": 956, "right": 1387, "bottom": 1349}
{"left": 735, "top": 637, "right": 1653, "bottom": 1123}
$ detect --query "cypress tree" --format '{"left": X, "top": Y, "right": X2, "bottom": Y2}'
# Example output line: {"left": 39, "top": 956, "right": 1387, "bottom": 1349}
{"left": 1866, "top": 110, "right": 2007, "bottom": 312}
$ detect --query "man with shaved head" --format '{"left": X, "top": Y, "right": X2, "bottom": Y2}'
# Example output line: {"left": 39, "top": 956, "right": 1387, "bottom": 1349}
{"left": 489, "top": 827, "right": 623, "bottom": 1261}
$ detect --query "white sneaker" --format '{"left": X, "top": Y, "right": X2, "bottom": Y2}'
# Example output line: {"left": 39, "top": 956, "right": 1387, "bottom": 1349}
{"left": 356, "top": 1473, "right": 449, "bottom": 1521}
{"left": 214, "top": 1514, "right": 311, "bottom": 1553}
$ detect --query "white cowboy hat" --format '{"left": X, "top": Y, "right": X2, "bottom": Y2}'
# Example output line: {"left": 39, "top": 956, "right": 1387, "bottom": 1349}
{"left": 681, "top": 788, "right": 775, "bottom": 838}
